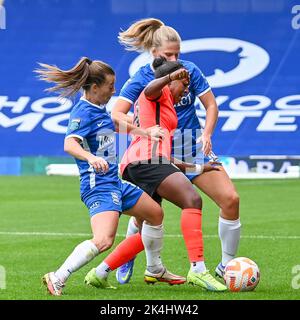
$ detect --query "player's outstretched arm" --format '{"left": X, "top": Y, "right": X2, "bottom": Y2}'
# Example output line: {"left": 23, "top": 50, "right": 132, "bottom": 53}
{"left": 144, "top": 68, "right": 189, "bottom": 100}
{"left": 64, "top": 137, "right": 109, "bottom": 173}
{"left": 171, "top": 156, "right": 221, "bottom": 174}
{"left": 111, "top": 99, "right": 134, "bottom": 133}
{"left": 198, "top": 90, "right": 219, "bottom": 156}
{"left": 112, "top": 98, "right": 164, "bottom": 141}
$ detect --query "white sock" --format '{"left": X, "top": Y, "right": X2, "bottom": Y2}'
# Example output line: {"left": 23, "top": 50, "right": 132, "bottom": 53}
{"left": 218, "top": 216, "right": 241, "bottom": 266}
{"left": 190, "top": 261, "right": 207, "bottom": 273}
{"left": 54, "top": 240, "right": 99, "bottom": 283}
{"left": 95, "top": 262, "right": 111, "bottom": 279}
{"left": 141, "top": 222, "right": 164, "bottom": 273}
{"left": 126, "top": 216, "right": 139, "bottom": 238}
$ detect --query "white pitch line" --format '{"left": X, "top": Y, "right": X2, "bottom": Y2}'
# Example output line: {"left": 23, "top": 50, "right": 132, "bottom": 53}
{"left": 0, "top": 231, "right": 299, "bottom": 240}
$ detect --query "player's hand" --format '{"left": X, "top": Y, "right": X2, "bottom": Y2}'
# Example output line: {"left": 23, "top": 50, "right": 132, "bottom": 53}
{"left": 170, "top": 68, "right": 189, "bottom": 82}
{"left": 197, "top": 133, "right": 212, "bottom": 156}
{"left": 146, "top": 125, "right": 165, "bottom": 142}
{"left": 203, "top": 161, "right": 222, "bottom": 172}
{"left": 87, "top": 155, "right": 109, "bottom": 173}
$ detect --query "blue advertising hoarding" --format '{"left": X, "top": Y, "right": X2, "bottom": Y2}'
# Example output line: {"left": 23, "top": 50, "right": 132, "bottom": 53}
{"left": 0, "top": 0, "right": 299, "bottom": 157}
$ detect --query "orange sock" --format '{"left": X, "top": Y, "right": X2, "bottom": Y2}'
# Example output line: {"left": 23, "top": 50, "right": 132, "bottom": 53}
{"left": 181, "top": 208, "right": 204, "bottom": 262}
{"left": 104, "top": 233, "right": 144, "bottom": 270}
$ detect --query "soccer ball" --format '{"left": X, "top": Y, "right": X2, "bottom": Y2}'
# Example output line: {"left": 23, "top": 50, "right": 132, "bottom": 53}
{"left": 224, "top": 257, "right": 260, "bottom": 292}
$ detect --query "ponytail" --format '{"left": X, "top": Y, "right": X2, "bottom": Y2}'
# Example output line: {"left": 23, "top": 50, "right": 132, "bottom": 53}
{"left": 35, "top": 57, "right": 114, "bottom": 97}
{"left": 119, "top": 18, "right": 181, "bottom": 52}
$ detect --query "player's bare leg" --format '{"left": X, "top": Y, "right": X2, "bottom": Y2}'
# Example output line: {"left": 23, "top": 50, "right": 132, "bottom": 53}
{"left": 43, "top": 211, "right": 119, "bottom": 295}
{"left": 192, "top": 166, "right": 241, "bottom": 277}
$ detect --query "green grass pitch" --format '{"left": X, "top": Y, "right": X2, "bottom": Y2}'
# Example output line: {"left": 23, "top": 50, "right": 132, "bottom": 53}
{"left": 0, "top": 176, "right": 299, "bottom": 300}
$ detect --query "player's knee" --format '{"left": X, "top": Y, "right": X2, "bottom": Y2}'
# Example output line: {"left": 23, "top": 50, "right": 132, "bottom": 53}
{"left": 184, "top": 191, "right": 202, "bottom": 209}
{"left": 149, "top": 206, "right": 164, "bottom": 225}
{"left": 228, "top": 191, "right": 240, "bottom": 209}
{"left": 92, "top": 236, "right": 115, "bottom": 252}
{"left": 222, "top": 191, "right": 240, "bottom": 219}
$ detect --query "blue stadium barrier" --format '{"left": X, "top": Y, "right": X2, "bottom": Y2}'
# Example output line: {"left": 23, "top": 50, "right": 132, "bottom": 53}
{"left": 0, "top": 157, "right": 21, "bottom": 175}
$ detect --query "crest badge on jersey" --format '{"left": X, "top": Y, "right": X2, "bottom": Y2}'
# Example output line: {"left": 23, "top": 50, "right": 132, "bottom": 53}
{"left": 69, "top": 118, "right": 81, "bottom": 131}
{"left": 89, "top": 201, "right": 100, "bottom": 210}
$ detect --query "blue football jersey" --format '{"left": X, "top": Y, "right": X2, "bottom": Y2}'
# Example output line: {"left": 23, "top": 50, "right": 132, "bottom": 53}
{"left": 119, "top": 60, "right": 210, "bottom": 162}
{"left": 66, "top": 97, "right": 119, "bottom": 196}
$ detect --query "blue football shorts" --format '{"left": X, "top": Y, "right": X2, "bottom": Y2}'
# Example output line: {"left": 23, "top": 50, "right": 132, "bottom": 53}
{"left": 82, "top": 179, "right": 143, "bottom": 217}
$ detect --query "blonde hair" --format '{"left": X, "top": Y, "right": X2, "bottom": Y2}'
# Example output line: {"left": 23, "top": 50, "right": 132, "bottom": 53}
{"left": 118, "top": 18, "right": 181, "bottom": 52}
{"left": 35, "top": 57, "right": 115, "bottom": 97}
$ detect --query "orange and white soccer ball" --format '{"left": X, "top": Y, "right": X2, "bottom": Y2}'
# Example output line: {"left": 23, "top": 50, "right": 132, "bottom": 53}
{"left": 224, "top": 257, "right": 260, "bottom": 292}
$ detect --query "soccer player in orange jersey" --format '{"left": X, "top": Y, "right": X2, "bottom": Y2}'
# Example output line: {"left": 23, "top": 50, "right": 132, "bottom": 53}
{"left": 100, "top": 57, "right": 227, "bottom": 291}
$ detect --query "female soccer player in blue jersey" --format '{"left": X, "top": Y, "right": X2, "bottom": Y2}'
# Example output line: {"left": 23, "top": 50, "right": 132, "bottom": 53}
{"left": 112, "top": 18, "right": 241, "bottom": 281}
{"left": 36, "top": 57, "right": 185, "bottom": 296}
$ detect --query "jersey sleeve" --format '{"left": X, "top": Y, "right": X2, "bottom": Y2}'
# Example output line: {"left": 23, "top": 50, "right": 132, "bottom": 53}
{"left": 157, "top": 86, "right": 173, "bottom": 104}
{"left": 119, "top": 72, "right": 148, "bottom": 104}
{"left": 65, "top": 108, "right": 91, "bottom": 140}
{"left": 190, "top": 63, "right": 211, "bottom": 97}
